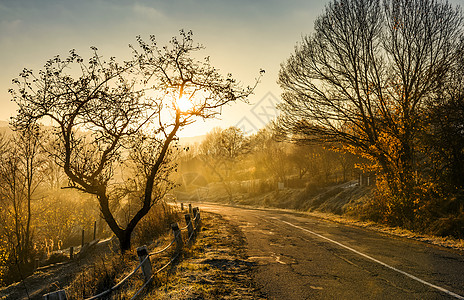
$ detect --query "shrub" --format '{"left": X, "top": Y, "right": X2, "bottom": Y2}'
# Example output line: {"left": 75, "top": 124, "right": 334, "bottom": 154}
{"left": 132, "top": 202, "right": 182, "bottom": 246}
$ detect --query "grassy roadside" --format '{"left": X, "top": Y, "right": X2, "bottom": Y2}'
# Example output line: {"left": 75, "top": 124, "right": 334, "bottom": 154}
{"left": 301, "top": 210, "right": 464, "bottom": 252}
{"left": 0, "top": 209, "right": 264, "bottom": 299}
{"left": 142, "top": 211, "right": 266, "bottom": 299}
{"left": 65, "top": 209, "right": 266, "bottom": 299}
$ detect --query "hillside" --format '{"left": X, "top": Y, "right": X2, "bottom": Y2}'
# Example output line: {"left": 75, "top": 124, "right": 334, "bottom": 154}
{"left": 0, "top": 120, "right": 12, "bottom": 135}
{"left": 176, "top": 180, "right": 372, "bottom": 216}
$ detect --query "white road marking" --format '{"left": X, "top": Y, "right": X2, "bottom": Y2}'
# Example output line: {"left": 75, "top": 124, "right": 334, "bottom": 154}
{"left": 275, "top": 218, "right": 464, "bottom": 300}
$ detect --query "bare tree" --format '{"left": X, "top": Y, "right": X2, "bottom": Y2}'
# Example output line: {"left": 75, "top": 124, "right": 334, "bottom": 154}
{"left": 0, "top": 126, "right": 44, "bottom": 266}
{"left": 250, "top": 127, "right": 292, "bottom": 183}
{"left": 198, "top": 126, "right": 248, "bottom": 201}
{"left": 278, "top": 0, "right": 463, "bottom": 199}
{"left": 11, "top": 30, "right": 260, "bottom": 252}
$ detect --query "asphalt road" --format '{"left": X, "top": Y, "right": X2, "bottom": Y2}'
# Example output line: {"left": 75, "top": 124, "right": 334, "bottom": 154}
{"left": 197, "top": 203, "right": 464, "bottom": 300}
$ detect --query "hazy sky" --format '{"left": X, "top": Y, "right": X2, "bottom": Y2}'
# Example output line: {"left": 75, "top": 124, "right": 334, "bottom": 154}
{"left": 1, "top": 0, "right": 462, "bottom": 137}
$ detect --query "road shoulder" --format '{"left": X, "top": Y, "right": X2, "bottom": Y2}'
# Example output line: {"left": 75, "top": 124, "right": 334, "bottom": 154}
{"left": 146, "top": 211, "right": 266, "bottom": 299}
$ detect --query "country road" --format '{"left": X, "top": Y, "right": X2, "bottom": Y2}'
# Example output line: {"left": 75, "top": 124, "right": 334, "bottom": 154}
{"left": 196, "top": 203, "right": 464, "bottom": 300}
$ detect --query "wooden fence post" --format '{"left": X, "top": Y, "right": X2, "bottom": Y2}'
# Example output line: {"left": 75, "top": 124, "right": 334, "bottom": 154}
{"left": 69, "top": 247, "right": 74, "bottom": 260}
{"left": 93, "top": 220, "right": 97, "bottom": 240}
{"left": 194, "top": 207, "right": 201, "bottom": 230}
{"left": 34, "top": 258, "right": 39, "bottom": 270}
{"left": 192, "top": 207, "right": 198, "bottom": 220}
{"left": 188, "top": 203, "right": 192, "bottom": 214}
{"left": 192, "top": 207, "right": 200, "bottom": 229}
{"left": 136, "top": 246, "right": 152, "bottom": 282}
{"left": 184, "top": 214, "right": 194, "bottom": 240}
{"left": 181, "top": 202, "right": 184, "bottom": 211}
{"left": 171, "top": 223, "right": 183, "bottom": 254}
{"left": 197, "top": 209, "right": 201, "bottom": 229}
{"left": 43, "top": 289, "right": 67, "bottom": 300}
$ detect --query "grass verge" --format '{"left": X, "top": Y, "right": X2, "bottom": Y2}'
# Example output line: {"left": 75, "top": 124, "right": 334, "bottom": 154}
{"left": 142, "top": 211, "right": 265, "bottom": 299}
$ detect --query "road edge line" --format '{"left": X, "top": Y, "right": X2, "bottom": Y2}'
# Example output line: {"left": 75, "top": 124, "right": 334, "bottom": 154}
{"left": 276, "top": 218, "right": 464, "bottom": 300}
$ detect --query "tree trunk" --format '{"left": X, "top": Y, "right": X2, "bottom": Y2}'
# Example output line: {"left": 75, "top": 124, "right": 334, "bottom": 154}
{"left": 98, "top": 193, "right": 125, "bottom": 252}
{"left": 118, "top": 230, "right": 132, "bottom": 253}
{"left": 25, "top": 162, "right": 32, "bottom": 264}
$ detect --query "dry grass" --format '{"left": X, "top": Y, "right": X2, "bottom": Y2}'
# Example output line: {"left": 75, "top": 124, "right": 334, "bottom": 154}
{"left": 63, "top": 202, "right": 184, "bottom": 299}
{"left": 133, "top": 202, "right": 182, "bottom": 246}
{"left": 142, "top": 211, "right": 265, "bottom": 299}
{"left": 66, "top": 254, "right": 137, "bottom": 299}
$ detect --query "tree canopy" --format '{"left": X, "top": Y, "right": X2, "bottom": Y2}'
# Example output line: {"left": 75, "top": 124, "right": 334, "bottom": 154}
{"left": 277, "top": 0, "right": 464, "bottom": 226}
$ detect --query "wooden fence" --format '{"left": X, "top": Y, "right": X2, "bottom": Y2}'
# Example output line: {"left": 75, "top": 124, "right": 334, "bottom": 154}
{"left": 43, "top": 204, "right": 202, "bottom": 300}
{"left": 34, "top": 220, "right": 102, "bottom": 273}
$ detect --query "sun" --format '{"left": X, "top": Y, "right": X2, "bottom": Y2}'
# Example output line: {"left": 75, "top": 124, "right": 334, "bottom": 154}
{"left": 176, "top": 95, "right": 194, "bottom": 112}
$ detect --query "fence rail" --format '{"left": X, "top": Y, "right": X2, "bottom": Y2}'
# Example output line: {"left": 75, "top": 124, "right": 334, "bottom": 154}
{"left": 43, "top": 203, "right": 201, "bottom": 300}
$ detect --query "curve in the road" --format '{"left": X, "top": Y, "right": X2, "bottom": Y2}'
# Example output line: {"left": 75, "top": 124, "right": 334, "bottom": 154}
{"left": 197, "top": 203, "right": 464, "bottom": 299}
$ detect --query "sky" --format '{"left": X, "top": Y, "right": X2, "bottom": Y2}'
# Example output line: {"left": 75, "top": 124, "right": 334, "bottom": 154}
{"left": 0, "top": 0, "right": 462, "bottom": 137}
{"left": 0, "top": 0, "right": 330, "bottom": 137}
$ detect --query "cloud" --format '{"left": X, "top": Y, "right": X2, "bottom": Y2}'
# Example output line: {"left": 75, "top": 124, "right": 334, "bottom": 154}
{"left": 132, "top": 2, "right": 164, "bottom": 19}
{"left": 0, "top": 19, "right": 22, "bottom": 33}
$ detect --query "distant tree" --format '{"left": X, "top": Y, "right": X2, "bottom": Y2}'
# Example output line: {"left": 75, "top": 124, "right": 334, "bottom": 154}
{"left": 199, "top": 127, "right": 228, "bottom": 183}
{"left": 218, "top": 127, "right": 249, "bottom": 161}
{"left": 287, "top": 144, "right": 318, "bottom": 180}
{"left": 0, "top": 126, "right": 44, "bottom": 271}
{"left": 278, "top": 0, "right": 463, "bottom": 221}
{"left": 11, "top": 30, "right": 260, "bottom": 252}
{"left": 250, "top": 127, "right": 292, "bottom": 183}
{"left": 199, "top": 126, "right": 248, "bottom": 201}
{"left": 335, "top": 150, "right": 358, "bottom": 183}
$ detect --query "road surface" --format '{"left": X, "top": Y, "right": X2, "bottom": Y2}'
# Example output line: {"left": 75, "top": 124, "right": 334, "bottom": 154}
{"left": 197, "top": 203, "right": 464, "bottom": 300}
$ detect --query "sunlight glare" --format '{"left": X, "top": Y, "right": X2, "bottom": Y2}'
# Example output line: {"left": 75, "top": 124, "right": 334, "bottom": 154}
{"left": 176, "top": 95, "right": 194, "bottom": 112}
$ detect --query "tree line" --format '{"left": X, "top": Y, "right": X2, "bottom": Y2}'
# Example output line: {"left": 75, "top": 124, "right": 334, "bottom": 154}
{"left": 177, "top": 125, "right": 362, "bottom": 200}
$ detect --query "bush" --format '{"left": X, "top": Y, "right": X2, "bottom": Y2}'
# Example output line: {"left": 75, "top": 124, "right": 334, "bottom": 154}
{"left": 354, "top": 174, "right": 464, "bottom": 239}
{"left": 66, "top": 201, "right": 182, "bottom": 299}
{"left": 132, "top": 201, "right": 182, "bottom": 248}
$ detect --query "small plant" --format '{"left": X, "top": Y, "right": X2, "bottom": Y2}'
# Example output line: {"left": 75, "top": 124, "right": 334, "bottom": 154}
{"left": 132, "top": 202, "right": 182, "bottom": 246}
